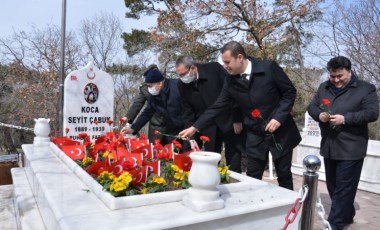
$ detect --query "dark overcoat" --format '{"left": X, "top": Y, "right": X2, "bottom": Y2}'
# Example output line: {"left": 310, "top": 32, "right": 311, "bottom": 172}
{"left": 194, "top": 57, "right": 301, "bottom": 160}
{"left": 307, "top": 76, "right": 379, "bottom": 160}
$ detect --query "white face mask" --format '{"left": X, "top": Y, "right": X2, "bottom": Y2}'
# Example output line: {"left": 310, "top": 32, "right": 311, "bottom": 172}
{"left": 148, "top": 86, "right": 160, "bottom": 95}
{"left": 180, "top": 70, "right": 196, "bottom": 84}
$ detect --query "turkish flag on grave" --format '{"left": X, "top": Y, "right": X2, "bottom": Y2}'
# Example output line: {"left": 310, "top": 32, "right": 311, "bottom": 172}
{"left": 114, "top": 146, "right": 130, "bottom": 161}
{"left": 143, "top": 160, "right": 161, "bottom": 176}
{"left": 173, "top": 152, "right": 192, "bottom": 172}
{"left": 129, "top": 166, "right": 148, "bottom": 186}
{"left": 129, "top": 139, "right": 149, "bottom": 151}
{"left": 107, "top": 160, "right": 126, "bottom": 176}
{"left": 86, "top": 162, "right": 108, "bottom": 175}
{"left": 52, "top": 137, "right": 81, "bottom": 149}
{"left": 119, "top": 153, "right": 143, "bottom": 168}
{"left": 132, "top": 144, "right": 154, "bottom": 160}
{"left": 61, "top": 145, "right": 85, "bottom": 160}
{"left": 163, "top": 143, "right": 174, "bottom": 159}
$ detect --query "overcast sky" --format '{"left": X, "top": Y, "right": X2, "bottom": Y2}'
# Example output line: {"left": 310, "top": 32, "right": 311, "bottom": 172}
{"left": 0, "top": 0, "right": 155, "bottom": 38}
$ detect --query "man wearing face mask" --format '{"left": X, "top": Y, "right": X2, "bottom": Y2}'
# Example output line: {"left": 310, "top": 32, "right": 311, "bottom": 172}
{"left": 121, "top": 64, "right": 166, "bottom": 143}
{"left": 176, "top": 56, "right": 246, "bottom": 172}
{"left": 121, "top": 68, "right": 189, "bottom": 149}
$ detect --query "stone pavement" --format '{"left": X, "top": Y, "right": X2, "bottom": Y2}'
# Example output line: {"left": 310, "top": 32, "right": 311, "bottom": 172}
{"left": 263, "top": 172, "right": 380, "bottom": 230}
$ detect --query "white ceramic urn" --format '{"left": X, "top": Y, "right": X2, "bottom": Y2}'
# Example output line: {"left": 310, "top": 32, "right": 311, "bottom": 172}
{"left": 182, "top": 151, "right": 225, "bottom": 212}
{"left": 33, "top": 118, "right": 51, "bottom": 146}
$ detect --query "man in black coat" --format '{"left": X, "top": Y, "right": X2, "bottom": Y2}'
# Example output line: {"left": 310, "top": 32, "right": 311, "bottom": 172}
{"left": 175, "top": 55, "right": 246, "bottom": 172}
{"left": 122, "top": 69, "right": 188, "bottom": 150}
{"left": 122, "top": 64, "right": 166, "bottom": 142}
{"left": 179, "top": 41, "right": 301, "bottom": 190}
{"left": 308, "top": 56, "right": 379, "bottom": 230}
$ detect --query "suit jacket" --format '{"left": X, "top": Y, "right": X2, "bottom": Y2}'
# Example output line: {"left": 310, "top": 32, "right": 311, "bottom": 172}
{"left": 178, "top": 62, "right": 241, "bottom": 134}
{"left": 131, "top": 79, "right": 184, "bottom": 134}
{"left": 193, "top": 57, "right": 301, "bottom": 160}
{"left": 307, "top": 75, "right": 379, "bottom": 160}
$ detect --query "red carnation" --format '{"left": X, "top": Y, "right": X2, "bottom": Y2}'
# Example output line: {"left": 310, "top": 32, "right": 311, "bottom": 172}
{"left": 140, "top": 134, "right": 147, "bottom": 140}
{"left": 172, "top": 140, "right": 182, "bottom": 150}
{"left": 322, "top": 98, "right": 330, "bottom": 106}
{"left": 78, "top": 132, "right": 88, "bottom": 139}
{"left": 107, "top": 119, "right": 113, "bottom": 125}
{"left": 251, "top": 109, "right": 261, "bottom": 119}
{"left": 119, "top": 117, "right": 127, "bottom": 124}
{"left": 154, "top": 139, "right": 161, "bottom": 145}
{"left": 200, "top": 136, "right": 211, "bottom": 143}
{"left": 65, "top": 128, "right": 70, "bottom": 134}
{"left": 153, "top": 130, "right": 161, "bottom": 135}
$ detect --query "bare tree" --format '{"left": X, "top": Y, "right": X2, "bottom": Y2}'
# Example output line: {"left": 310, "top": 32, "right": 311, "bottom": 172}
{"left": 79, "top": 13, "right": 123, "bottom": 70}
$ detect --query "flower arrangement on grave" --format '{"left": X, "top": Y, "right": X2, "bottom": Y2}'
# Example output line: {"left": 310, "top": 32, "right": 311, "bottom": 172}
{"left": 51, "top": 121, "right": 232, "bottom": 197}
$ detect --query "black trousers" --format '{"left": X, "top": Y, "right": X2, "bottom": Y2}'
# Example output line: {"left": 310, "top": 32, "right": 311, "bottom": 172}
{"left": 324, "top": 158, "right": 363, "bottom": 230}
{"left": 246, "top": 149, "right": 294, "bottom": 190}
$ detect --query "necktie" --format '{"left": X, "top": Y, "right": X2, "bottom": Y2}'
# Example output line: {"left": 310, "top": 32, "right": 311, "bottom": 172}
{"left": 241, "top": 74, "right": 249, "bottom": 83}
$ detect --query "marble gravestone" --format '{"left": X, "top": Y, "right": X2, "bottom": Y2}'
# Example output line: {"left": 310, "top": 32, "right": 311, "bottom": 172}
{"left": 63, "top": 62, "right": 114, "bottom": 141}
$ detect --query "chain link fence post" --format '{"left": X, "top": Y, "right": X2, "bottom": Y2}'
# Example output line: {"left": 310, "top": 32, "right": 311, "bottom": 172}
{"left": 300, "top": 155, "right": 321, "bottom": 230}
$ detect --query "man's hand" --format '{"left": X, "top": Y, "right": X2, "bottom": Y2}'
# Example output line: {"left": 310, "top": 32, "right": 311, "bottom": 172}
{"left": 179, "top": 126, "right": 197, "bottom": 140}
{"left": 265, "top": 119, "right": 281, "bottom": 133}
{"left": 189, "top": 139, "right": 200, "bottom": 151}
{"left": 233, "top": 122, "right": 243, "bottom": 134}
{"left": 329, "top": 114, "right": 345, "bottom": 126}
{"left": 121, "top": 127, "right": 134, "bottom": 135}
{"left": 319, "top": 112, "right": 330, "bottom": 123}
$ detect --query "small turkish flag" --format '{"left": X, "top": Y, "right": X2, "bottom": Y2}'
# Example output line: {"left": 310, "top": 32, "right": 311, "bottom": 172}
{"left": 52, "top": 136, "right": 80, "bottom": 149}
{"left": 143, "top": 160, "right": 161, "bottom": 176}
{"left": 86, "top": 162, "right": 107, "bottom": 175}
{"left": 61, "top": 145, "right": 85, "bottom": 160}
{"left": 163, "top": 143, "right": 174, "bottom": 159}
{"left": 129, "top": 139, "right": 149, "bottom": 151}
{"left": 121, "top": 153, "right": 143, "bottom": 168}
{"left": 132, "top": 144, "right": 154, "bottom": 160}
{"left": 129, "top": 166, "right": 148, "bottom": 186}
{"left": 70, "top": 75, "right": 78, "bottom": 81}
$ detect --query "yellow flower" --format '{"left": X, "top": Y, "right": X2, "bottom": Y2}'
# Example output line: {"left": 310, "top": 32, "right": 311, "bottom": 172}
{"left": 174, "top": 172, "right": 185, "bottom": 181}
{"left": 97, "top": 171, "right": 116, "bottom": 184}
{"left": 119, "top": 172, "right": 133, "bottom": 184}
{"left": 102, "top": 151, "right": 114, "bottom": 160}
{"left": 219, "top": 166, "right": 229, "bottom": 176}
{"left": 171, "top": 164, "right": 180, "bottom": 172}
{"left": 142, "top": 187, "right": 149, "bottom": 194}
{"left": 82, "top": 157, "right": 93, "bottom": 166}
{"left": 173, "top": 181, "right": 180, "bottom": 187}
{"left": 153, "top": 176, "right": 166, "bottom": 184}
{"left": 110, "top": 181, "right": 127, "bottom": 192}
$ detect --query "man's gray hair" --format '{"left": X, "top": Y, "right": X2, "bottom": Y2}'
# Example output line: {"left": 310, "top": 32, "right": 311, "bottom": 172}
{"left": 175, "top": 55, "right": 195, "bottom": 69}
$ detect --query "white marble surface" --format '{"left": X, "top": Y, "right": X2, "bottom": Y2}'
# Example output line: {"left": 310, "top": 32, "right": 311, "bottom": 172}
{"left": 0, "top": 185, "right": 17, "bottom": 230}
{"left": 63, "top": 62, "right": 114, "bottom": 141}
{"left": 17, "top": 143, "right": 301, "bottom": 230}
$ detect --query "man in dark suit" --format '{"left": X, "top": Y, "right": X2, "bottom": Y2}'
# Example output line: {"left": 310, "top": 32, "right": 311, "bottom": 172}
{"left": 122, "top": 64, "right": 166, "bottom": 143}
{"left": 122, "top": 69, "right": 189, "bottom": 150}
{"left": 179, "top": 41, "right": 301, "bottom": 190}
{"left": 308, "top": 56, "right": 379, "bottom": 230}
{"left": 175, "top": 55, "right": 246, "bottom": 172}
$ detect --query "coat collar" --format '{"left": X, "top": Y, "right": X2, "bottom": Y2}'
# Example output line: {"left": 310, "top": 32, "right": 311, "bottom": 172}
{"left": 248, "top": 57, "right": 265, "bottom": 75}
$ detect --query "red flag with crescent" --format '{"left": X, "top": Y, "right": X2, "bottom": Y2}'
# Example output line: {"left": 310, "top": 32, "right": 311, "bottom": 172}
{"left": 131, "top": 144, "right": 154, "bottom": 160}
{"left": 107, "top": 160, "right": 126, "bottom": 176}
{"left": 163, "top": 143, "right": 174, "bottom": 159}
{"left": 113, "top": 146, "right": 130, "bottom": 160}
{"left": 61, "top": 145, "right": 85, "bottom": 160}
{"left": 129, "top": 139, "right": 149, "bottom": 151}
{"left": 86, "top": 162, "right": 108, "bottom": 175}
{"left": 120, "top": 153, "right": 143, "bottom": 168}
{"left": 143, "top": 160, "right": 161, "bottom": 176}
{"left": 52, "top": 137, "right": 81, "bottom": 149}
{"left": 129, "top": 166, "right": 148, "bottom": 186}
